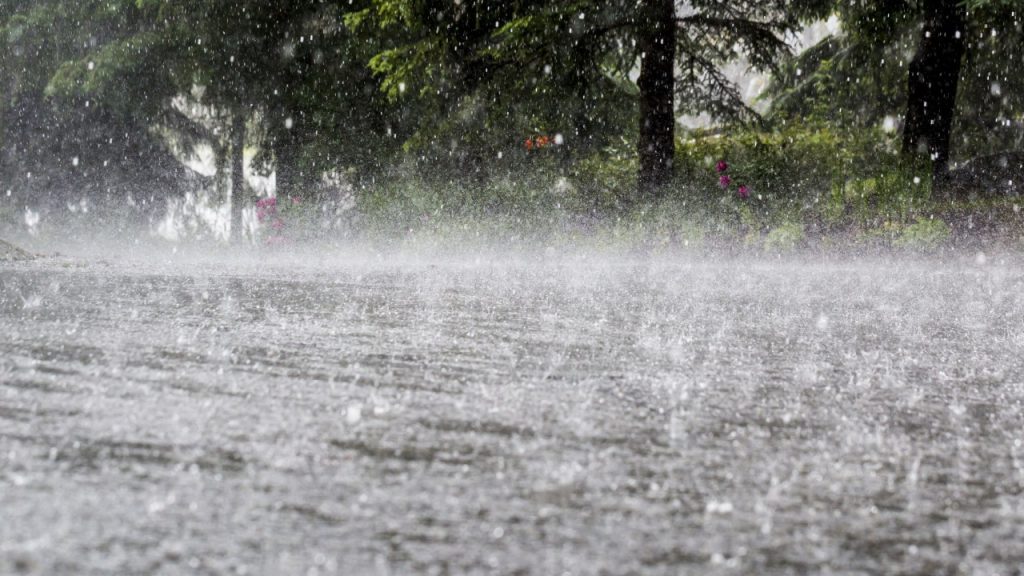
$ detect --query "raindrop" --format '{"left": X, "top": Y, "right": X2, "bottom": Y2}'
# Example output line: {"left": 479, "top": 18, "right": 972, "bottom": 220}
{"left": 24, "top": 207, "right": 40, "bottom": 234}
{"left": 705, "top": 500, "right": 734, "bottom": 514}
{"left": 815, "top": 314, "right": 830, "bottom": 331}
{"left": 345, "top": 404, "right": 362, "bottom": 424}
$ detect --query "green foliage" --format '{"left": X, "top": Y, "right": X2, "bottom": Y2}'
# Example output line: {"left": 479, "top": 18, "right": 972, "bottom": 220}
{"left": 895, "top": 216, "right": 952, "bottom": 249}
{"left": 354, "top": 0, "right": 826, "bottom": 185}
{"left": 0, "top": 0, "right": 194, "bottom": 206}
{"left": 351, "top": 0, "right": 641, "bottom": 179}
{"left": 678, "top": 125, "right": 846, "bottom": 204}
{"left": 675, "top": 123, "right": 918, "bottom": 223}
{"left": 763, "top": 221, "right": 807, "bottom": 252}
{"left": 1, "top": 0, "right": 405, "bottom": 205}
{"left": 663, "top": 120, "right": 954, "bottom": 250}
{"left": 569, "top": 146, "right": 638, "bottom": 212}
{"left": 833, "top": 162, "right": 932, "bottom": 228}
{"left": 1, "top": 0, "right": 1019, "bottom": 253}
{"left": 767, "top": 0, "right": 1024, "bottom": 162}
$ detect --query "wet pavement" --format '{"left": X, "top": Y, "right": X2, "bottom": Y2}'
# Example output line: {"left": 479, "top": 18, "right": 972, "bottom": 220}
{"left": 2, "top": 252, "right": 1024, "bottom": 575}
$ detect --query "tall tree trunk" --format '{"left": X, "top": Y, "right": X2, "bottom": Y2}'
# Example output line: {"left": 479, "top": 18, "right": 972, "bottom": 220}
{"left": 230, "top": 113, "right": 245, "bottom": 243}
{"left": 272, "top": 112, "right": 299, "bottom": 201}
{"left": 569, "top": 44, "right": 596, "bottom": 161}
{"left": 274, "top": 137, "right": 297, "bottom": 200}
{"left": 0, "top": 96, "right": 7, "bottom": 174}
{"left": 636, "top": 0, "right": 676, "bottom": 200}
{"left": 902, "top": 0, "right": 966, "bottom": 187}
{"left": 214, "top": 141, "right": 229, "bottom": 235}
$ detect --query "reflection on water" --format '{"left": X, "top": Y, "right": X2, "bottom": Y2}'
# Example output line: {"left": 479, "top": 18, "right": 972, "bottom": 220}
{"left": 2, "top": 255, "right": 1024, "bottom": 575}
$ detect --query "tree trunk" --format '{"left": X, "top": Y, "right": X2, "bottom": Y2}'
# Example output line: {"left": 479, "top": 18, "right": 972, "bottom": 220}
{"left": 230, "top": 113, "right": 246, "bottom": 243}
{"left": 902, "top": 0, "right": 966, "bottom": 186}
{"left": 569, "top": 44, "right": 596, "bottom": 160}
{"left": 273, "top": 125, "right": 298, "bottom": 200}
{"left": 214, "top": 141, "right": 229, "bottom": 234}
{"left": 0, "top": 100, "right": 7, "bottom": 173}
{"left": 636, "top": 0, "right": 676, "bottom": 200}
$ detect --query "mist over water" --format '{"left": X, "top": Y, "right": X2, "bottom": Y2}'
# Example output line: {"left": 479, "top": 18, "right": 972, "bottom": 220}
{"left": 3, "top": 0, "right": 1024, "bottom": 572}
{"left": 3, "top": 224, "right": 1024, "bottom": 574}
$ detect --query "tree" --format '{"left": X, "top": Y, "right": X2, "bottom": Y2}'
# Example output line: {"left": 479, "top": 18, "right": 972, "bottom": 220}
{"left": 356, "top": 0, "right": 809, "bottom": 200}
{"left": 901, "top": 0, "right": 966, "bottom": 182}
{"left": 230, "top": 113, "right": 246, "bottom": 240}
{"left": 163, "top": 0, "right": 403, "bottom": 200}
{"left": 1, "top": 0, "right": 204, "bottom": 216}
{"left": 768, "top": 1, "right": 1023, "bottom": 186}
{"left": 6, "top": 0, "right": 402, "bottom": 241}
{"left": 636, "top": 0, "right": 676, "bottom": 198}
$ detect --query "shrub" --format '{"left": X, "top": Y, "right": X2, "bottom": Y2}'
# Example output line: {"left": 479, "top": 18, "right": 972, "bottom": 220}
{"left": 895, "top": 216, "right": 951, "bottom": 249}
{"left": 763, "top": 221, "right": 807, "bottom": 252}
{"left": 674, "top": 122, "right": 935, "bottom": 235}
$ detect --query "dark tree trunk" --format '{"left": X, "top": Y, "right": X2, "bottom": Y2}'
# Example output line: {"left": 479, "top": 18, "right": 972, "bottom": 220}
{"left": 636, "top": 0, "right": 676, "bottom": 200}
{"left": 214, "top": 141, "right": 229, "bottom": 227}
{"left": 230, "top": 114, "right": 246, "bottom": 243}
{"left": 275, "top": 140, "right": 296, "bottom": 200}
{"left": 902, "top": 0, "right": 966, "bottom": 186}
{"left": 273, "top": 115, "right": 299, "bottom": 200}
{"left": 569, "top": 44, "right": 596, "bottom": 160}
{"left": 0, "top": 99, "right": 7, "bottom": 173}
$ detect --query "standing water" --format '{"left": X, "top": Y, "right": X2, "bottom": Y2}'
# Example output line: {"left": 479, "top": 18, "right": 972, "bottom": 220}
{"left": 2, "top": 250, "right": 1024, "bottom": 575}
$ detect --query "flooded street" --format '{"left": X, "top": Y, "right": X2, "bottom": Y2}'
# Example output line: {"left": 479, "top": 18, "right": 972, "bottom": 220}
{"left": 2, "top": 252, "right": 1024, "bottom": 575}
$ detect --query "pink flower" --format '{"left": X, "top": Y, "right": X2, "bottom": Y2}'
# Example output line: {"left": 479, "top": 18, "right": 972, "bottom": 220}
{"left": 271, "top": 218, "right": 285, "bottom": 230}
{"left": 291, "top": 196, "right": 300, "bottom": 205}
{"left": 716, "top": 160, "right": 729, "bottom": 173}
{"left": 737, "top": 185, "right": 750, "bottom": 199}
{"left": 719, "top": 175, "right": 732, "bottom": 188}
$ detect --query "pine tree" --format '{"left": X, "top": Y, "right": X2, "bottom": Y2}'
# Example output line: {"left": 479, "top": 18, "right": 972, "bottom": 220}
{"left": 356, "top": 0, "right": 811, "bottom": 200}
{"left": 768, "top": 0, "right": 1023, "bottom": 187}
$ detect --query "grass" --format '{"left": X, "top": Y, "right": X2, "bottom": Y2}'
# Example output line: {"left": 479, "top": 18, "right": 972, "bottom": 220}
{"left": 338, "top": 168, "right": 1024, "bottom": 255}
{"left": 2, "top": 147, "right": 1022, "bottom": 255}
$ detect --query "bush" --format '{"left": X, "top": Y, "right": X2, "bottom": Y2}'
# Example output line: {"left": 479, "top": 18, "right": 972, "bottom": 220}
{"left": 570, "top": 152, "right": 637, "bottom": 212}
{"left": 676, "top": 124, "right": 849, "bottom": 208}
{"left": 673, "top": 122, "right": 936, "bottom": 236}
{"left": 895, "top": 216, "right": 951, "bottom": 249}
{"left": 763, "top": 221, "right": 807, "bottom": 252}
{"left": 832, "top": 165, "right": 932, "bottom": 229}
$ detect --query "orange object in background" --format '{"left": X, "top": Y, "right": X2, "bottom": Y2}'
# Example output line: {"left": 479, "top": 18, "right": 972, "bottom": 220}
{"left": 524, "top": 135, "right": 554, "bottom": 151}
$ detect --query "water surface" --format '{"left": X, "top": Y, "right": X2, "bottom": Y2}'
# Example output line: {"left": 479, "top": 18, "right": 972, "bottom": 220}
{"left": 2, "top": 252, "right": 1023, "bottom": 575}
